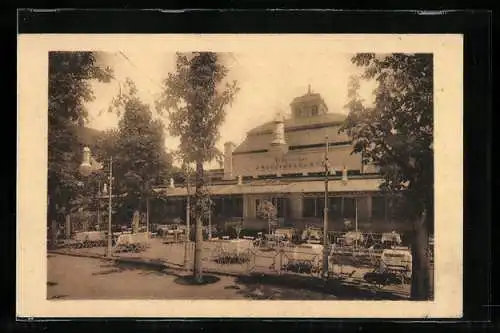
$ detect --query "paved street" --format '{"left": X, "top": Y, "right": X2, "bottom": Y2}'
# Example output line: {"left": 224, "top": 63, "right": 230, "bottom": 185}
{"left": 47, "top": 254, "right": 341, "bottom": 300}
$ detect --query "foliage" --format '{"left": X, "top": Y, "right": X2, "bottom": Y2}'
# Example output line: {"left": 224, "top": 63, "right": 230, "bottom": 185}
{"left": 105, "top": 78, "right": 174, "bottom": 222}
{"left": 131, "top": 210, "right": 140, "bottom": 233}
{"left": 48, "top": 51, "right": 113, "bottom": 225}
{"left": 156, "top": 52, "right": 239, "bottom": 166}
{"left": 94, "top": 129, "right": 120, "bottom": 158}
{"left": 340, "top": 53, "right": 433, "bottom": 299}
{"left": 341, "top": 53, "right": 433, "bottom": 219}
{"left": 157, "top": 52, "right": 239, "bottom": 219}
{"left": 225, "top": 220, "right": 243, "bottom": 239}
{"left": 157, "top": 52, "right": 239, "bottom": 281}
{"left": 257, "top": 200, "right": 277, "bottom": 222}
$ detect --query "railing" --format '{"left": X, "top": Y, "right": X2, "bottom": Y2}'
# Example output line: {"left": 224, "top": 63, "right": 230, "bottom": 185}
{"left": 165, "top": 235, "right": 433, "bottom": 288}
{"left": 175, "top": 240, "right": 368, "bottom": 278}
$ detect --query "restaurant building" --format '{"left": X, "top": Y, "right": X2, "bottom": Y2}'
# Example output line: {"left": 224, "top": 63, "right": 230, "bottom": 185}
{"left": 155, "top": 88, "right": 409, "bottom": 233}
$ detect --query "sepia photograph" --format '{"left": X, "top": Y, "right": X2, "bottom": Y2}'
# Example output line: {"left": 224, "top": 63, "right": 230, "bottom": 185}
{"left": 17, "top": 34, "right": 463, "bottom": 318}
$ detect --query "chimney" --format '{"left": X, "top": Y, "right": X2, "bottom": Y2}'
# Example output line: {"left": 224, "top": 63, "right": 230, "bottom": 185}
{"left": 82, "top": 147, "right": 91, "bottom": 165}
{"left": 223, "top": 142, "right": 236, "bottom": 180}
{"left": 342, "top": 166, "right": 348, "bottom": 183}
{"left": 271, "top": 113, "right": 286, "bottom": 146}
{"left": 270, "top": 112, "right": 288, "bottom": 155}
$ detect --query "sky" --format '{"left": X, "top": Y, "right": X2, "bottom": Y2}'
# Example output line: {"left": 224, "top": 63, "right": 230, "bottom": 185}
{"left": 86, "top": 51, "right": 376, "bottom": 166}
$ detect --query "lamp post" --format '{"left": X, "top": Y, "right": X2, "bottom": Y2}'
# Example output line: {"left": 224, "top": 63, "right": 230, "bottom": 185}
{"left": 208, "top": 172, "right": 212, "bottom": 240}
{"left": 96, "top": 180, "right": 101, "bottom": 230}
{"left": 322, "top": 135, "right": 330, "bottom": 279}
{"left": 184, "top": 164, "right": 191, "bottom": 268}
{"left": 80, "top": 147, "right": 113, "bottom": 258}
{"left": 146, "top": 197, "right": 150, "bottom": 237}
{"left": 186, "top": 166, "right": 191, "bottom": 242}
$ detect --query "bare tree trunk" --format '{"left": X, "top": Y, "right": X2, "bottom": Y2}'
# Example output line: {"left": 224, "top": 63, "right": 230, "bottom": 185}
{"left": 51, "top": 219, "right": 58, "bottom": 250}
{"left": 410, "top": 208, "right": 431, "bottom": 300}
{"left": 193, "top": 161, "right": 204, "bottom": 283}
{"left": 47, "top": 194, "right": 56, "bottom": 250}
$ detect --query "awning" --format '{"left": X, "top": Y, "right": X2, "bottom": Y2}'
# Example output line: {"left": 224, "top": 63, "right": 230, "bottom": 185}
{"left": 288, "top": 178, "right": 383, "bottom": 193}
{"left": 155, "top": 178, "right": 383, "bottom": 197}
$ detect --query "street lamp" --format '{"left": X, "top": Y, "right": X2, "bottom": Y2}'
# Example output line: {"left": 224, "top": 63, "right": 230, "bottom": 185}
{"left": 96, "top": 180, "right": 101, "bottom": 230}
{"left": 79, "top": 147, "right": 113, "bottom": 258}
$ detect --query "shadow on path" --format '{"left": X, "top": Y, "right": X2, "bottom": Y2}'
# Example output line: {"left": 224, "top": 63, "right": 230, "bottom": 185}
{"left": 91, "top": 259, "right": 186, "bottom": 279}
{"left": 233, "top": 273, "right": 408, "bottom": 300}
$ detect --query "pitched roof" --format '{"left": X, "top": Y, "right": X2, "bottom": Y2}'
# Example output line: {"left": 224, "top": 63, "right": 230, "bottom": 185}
{"left": 290, "top": 93, "right": 326, "bottom": 105}
{"left": 234, "top": 113, "right": 349, "bottom": 154}
{"left": 247, "top": 112, "right": 346, "bottom": 135}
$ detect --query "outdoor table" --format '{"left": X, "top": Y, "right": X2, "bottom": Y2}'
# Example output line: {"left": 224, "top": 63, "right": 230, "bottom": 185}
{"left": 288, "top": 244, "right": 322, "bottom": 263}
{"left": 219, "top": 239, "right": 253, "bottom": 254}
{"left": 74, "top": 231, "right": 106, "bottom": 242}
{"left": 115, "top": 232, "right": 150, "bottom": 246}
{"left": 380, "top": 248, "right": 412, "bottom": 280}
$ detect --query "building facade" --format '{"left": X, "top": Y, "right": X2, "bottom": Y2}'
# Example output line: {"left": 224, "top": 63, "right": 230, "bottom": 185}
{"left": 155, "top": 89, "right": 409, "bottom": 233}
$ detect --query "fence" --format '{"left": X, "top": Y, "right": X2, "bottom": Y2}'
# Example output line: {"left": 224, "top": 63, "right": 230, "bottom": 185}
{"left": 327, "top": 231, "right": 433, "bottom": 264}
{"left": 170, "top": 240, "right": 382, "bottom": 279}
{"left": 163, "top": 233, "right": 435, "bottom": 289}
{"left": 56, "top": 230, "right": 431, "bottom": 291}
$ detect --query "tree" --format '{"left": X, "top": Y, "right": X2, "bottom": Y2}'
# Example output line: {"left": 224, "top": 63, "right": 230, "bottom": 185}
{"left": 157, "top": 52, "right": 239, "bottom": 282}
{"left": 48, "top": 51, "right": 113, "bottom": 247}
{"left": 224, "top": 220, "right": 243, "bottom": 239}
{"left": 257, "top": 200, "right": 278, "bottom": 235}
{"left": 106, "top": 79, "right": 174, "bottom": 226}
{"left": 340, "top": 53, "right": 433, "bottom": 299}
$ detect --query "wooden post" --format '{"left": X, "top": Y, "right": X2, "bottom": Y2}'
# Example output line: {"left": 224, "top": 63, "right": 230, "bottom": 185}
{"left": 107, "top": 157, "right": 113, "bottom": 258}
{"left": 65, "top": 214, "right": 71, "bottom": 239}
{"left": 146, "top": 197, "right": 150, "bottom": 239}
{"left": 51, "top": 220, "right": 58, "bottom": 249}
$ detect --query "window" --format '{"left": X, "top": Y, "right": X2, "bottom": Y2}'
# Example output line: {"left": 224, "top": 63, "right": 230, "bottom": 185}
{"left": 311, "top": 105, "right": 318, "bottom": 116}
{"left": 372, "top": 196, "right": 386, "bottom": 219}
{"left": 293, "top": 107, "right": 300, "bottom": 118}
{"left": 343, "top": 197, "right": 356, "bottom": 218}
{"left": 223, "top": 196, "right": 243, "bottom": 217}
{"left": 255, "top": 199, "right": 261, "bottom": 217}
{"left": 317, "top": 198, "right": 325, "bottom": 217}
{"left": 213, "top": 196, "right": 243, "bottom": 218}
{"left": 347, "top": 170, "right": 361, "bottom": 176}
{"left": 232, "top": 196, "right": 243, "bottom": 217}
{"left": 163, "top": 199, "right": 183, "bottom": 218}
{"left": 213, "top": 197, "right": 223, "bottom": 217}
{"left": 274, "top": 198, "right": 285, "bottom": 218}
{"left": 329, "top": 197, "right": 342, "bottom": 218}
{"left": 303, "top": 198, "right": 316, "bottom": 217}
